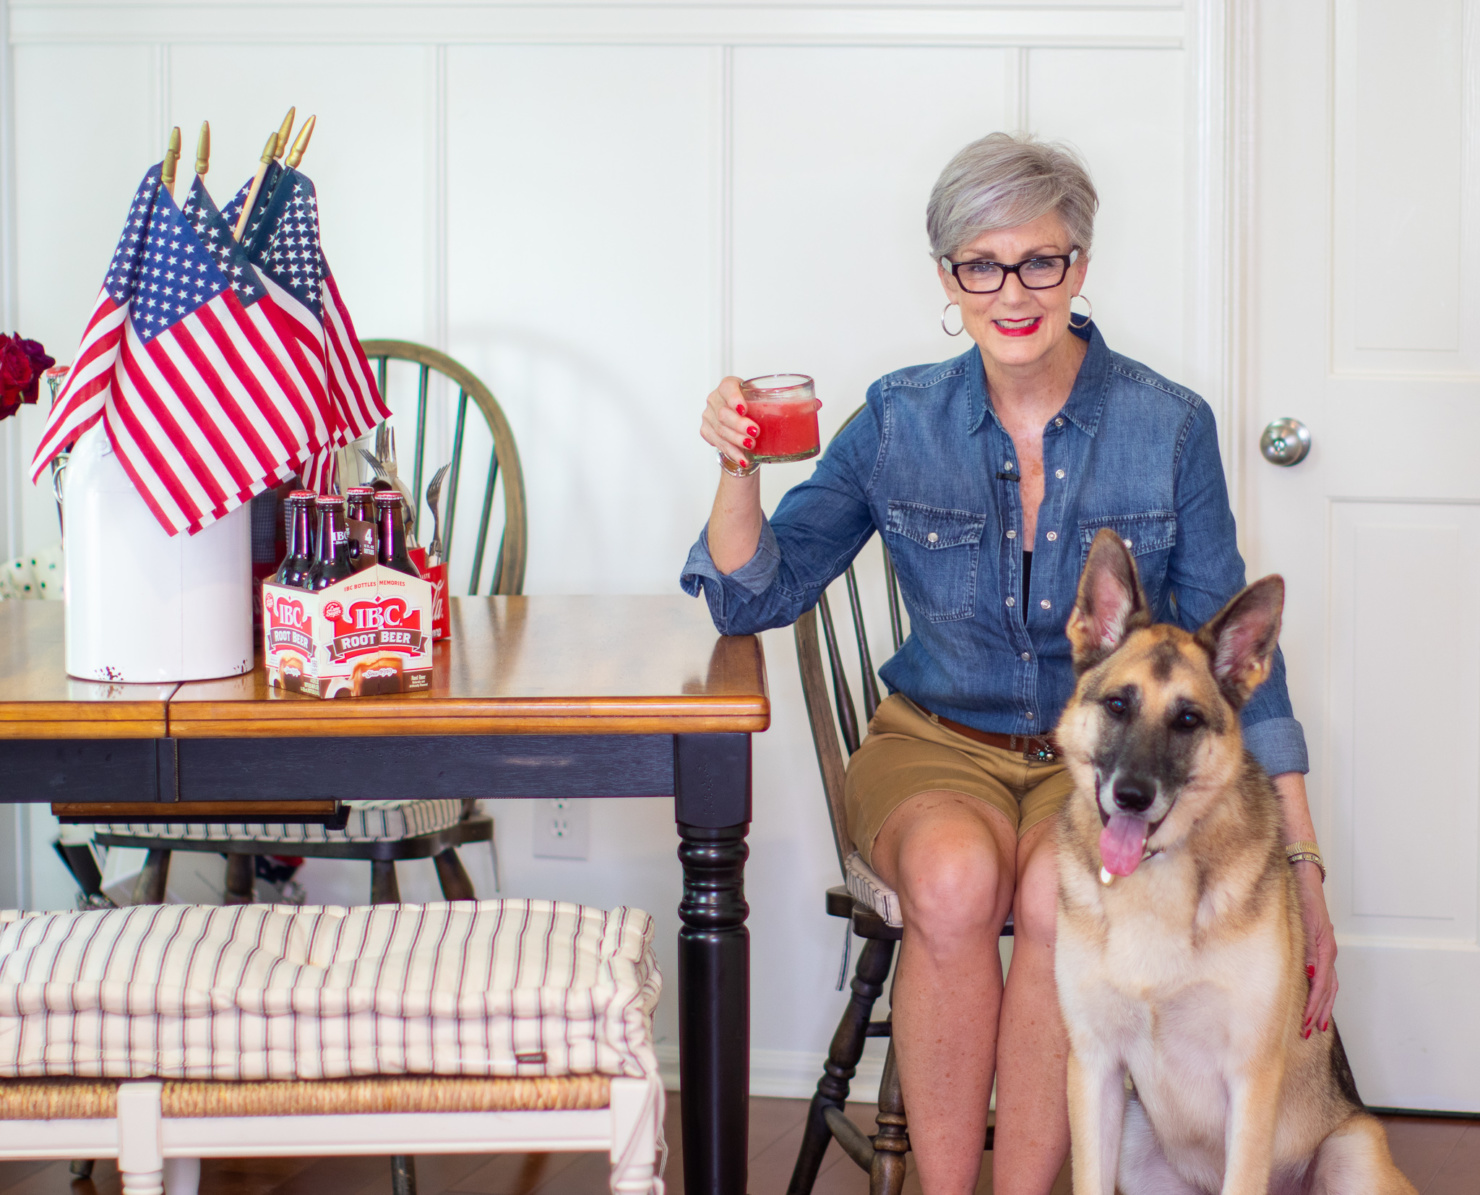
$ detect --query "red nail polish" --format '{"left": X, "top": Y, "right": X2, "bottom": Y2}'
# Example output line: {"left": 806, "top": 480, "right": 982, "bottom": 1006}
{"left": 1306, "top": 965, "right": 1316, "bottom": 978}
{"left": 735, "top": 404, "right": 746, "bottom": 417}
{"left": 1303, "top": 1028, "right": 1311, "bottom": 1039}
{"left": 743, "top": 438, "right": 755, "bottom": 449}
{"left": 748, "top": 426, "right": 759, "bottom": 437}
{"left": 1320, "top": 1021, "right": 1328, "bottom": 1032}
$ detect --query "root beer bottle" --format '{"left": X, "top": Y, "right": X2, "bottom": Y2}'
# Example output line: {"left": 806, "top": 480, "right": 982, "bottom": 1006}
{"left": 345, "top": 485, "right": 378, "bottom": 568}
{"left": 306, "top": 495, "right": 355, "bottom": 591}
{"left": 374, "top": 491, "right": 420, "bottom": 577}
{"left": 274, "top": 490, "right": 316, "bottom": 588}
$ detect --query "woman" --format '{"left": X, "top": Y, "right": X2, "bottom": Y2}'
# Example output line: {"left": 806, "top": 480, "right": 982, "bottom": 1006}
{"left": 681, "top": 133, "right": 1337, "bottom": 1195}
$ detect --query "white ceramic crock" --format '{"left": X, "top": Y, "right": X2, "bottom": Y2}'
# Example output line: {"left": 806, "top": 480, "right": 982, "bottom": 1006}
{"left": 62, "top": 424, "right": 253, "bottom": 683}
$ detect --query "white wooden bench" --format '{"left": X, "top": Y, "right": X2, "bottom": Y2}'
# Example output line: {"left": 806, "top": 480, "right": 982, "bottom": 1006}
{"left": 0, "top": 901, "right": 664, "bottom": 1194}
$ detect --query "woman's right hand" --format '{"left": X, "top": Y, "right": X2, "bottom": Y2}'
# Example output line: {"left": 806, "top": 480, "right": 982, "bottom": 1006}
{"left": 701, "top": 377, "right": 761, "bottom": 471}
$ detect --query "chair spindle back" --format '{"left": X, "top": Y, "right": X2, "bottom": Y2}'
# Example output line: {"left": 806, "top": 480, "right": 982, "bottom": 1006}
{"left": 794, "top": 402, "right": 908, "bottom": 872}
{"left": 361, "top": 340, "right": 528, "bottom": 596}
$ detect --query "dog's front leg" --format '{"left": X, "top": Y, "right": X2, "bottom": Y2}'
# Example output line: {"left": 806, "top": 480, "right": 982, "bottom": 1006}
{"left": 1068, "top": 1047, "right": 1128, "bottom": 1195}
{"left": 1221, "top": 1058, "right": 1283, "bottom": 1195}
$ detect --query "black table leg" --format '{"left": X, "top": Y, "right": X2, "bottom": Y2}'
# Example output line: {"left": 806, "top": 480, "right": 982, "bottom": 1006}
{"left": 675, "top": 734, "right": 752, "bottom": 1195}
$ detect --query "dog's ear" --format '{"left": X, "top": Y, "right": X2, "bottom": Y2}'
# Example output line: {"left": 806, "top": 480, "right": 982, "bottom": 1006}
{"left": 1067, "top": 528, "right": 1151, "bottom": 673}
{"left": 1196, "top": 575, "right": 1285, "bottom": 708}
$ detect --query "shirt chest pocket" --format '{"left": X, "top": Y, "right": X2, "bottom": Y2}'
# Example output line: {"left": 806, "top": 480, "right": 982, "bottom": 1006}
{"left": 1077, "top": 512, "right": 1177, "bottom": 600}
{"left": 884, "top": 501, "right": 987, "bottom": 623}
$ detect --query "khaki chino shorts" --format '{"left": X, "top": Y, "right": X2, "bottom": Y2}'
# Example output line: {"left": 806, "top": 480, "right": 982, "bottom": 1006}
{"left": 844, "top": 694, "right": 1073, "bottom": 867}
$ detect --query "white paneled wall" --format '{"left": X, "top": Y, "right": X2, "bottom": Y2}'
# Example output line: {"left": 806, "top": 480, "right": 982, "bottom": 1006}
{"left": 1, "top": 0, "right": 1223, "bottom": 1095}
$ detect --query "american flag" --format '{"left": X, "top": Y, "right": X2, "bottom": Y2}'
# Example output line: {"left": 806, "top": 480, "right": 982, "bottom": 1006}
{"left": 32, "top": 167, "right": 334, "bottom": 535}
{"left": 226, "top": 165, "right": 387, "bottom": 492}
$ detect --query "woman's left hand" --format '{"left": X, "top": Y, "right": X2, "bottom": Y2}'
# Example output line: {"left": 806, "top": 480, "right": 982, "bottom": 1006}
{"left": 1296, "top": 861, "right": 1338, "bottom": 1036}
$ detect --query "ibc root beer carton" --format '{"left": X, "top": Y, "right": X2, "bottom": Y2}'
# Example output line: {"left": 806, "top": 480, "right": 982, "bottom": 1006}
{"left": 263, "top": 565, "right": 433, "bottom": 698}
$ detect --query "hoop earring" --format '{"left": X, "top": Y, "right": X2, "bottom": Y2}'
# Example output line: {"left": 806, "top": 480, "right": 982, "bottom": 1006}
{"left": 941, "top": 302, "right": 964, "bottom": 337}
{"left": 1069, "top": 293, "right": 1093, "bottom": 329}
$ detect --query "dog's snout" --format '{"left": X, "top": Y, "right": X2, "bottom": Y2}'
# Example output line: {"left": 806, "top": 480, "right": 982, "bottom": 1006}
{"left": 1112, "top": 780, "right": 1155, "bottom": 814}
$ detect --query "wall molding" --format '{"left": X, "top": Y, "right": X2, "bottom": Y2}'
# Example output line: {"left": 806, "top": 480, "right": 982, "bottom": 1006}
{"left": 9, "top": 4, "right": 1185, "bottom": 48}
{"left": 656, "top": 1043, "right": 887, "bottom": 1101}
{"left": 0, "top": 0, "right": 17, "bottom": 564}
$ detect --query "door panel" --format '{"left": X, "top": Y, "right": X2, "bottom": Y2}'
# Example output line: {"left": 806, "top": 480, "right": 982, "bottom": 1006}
{"left": 1253, "top": 0, "right": 1480, "bottom": 1111}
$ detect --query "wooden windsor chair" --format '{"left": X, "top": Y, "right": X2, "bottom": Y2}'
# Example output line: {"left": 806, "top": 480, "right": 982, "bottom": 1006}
{"left": 787, "top": 409, "right": 1008, "bottom": 1195}
{"left": 86, "top": 340, "right": 527, "bottom": 909}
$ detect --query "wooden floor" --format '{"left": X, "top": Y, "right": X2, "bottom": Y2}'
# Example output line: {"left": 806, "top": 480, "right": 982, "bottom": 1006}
{"left": 0, "top": 1097, "right": 1471, "bottom": 1194}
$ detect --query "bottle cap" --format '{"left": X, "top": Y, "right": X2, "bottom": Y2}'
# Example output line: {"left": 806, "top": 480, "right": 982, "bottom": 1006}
{"left": 314, "top": 494, "right": 346, "bottom": 507}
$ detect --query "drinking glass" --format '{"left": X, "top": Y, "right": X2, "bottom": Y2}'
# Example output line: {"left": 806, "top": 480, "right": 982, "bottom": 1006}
{"left": 740, "top": 374, "right": 820, "bottom": 463}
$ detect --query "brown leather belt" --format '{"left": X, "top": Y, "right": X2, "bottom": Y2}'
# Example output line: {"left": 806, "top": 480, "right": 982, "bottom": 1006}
{"left": 926, "top": 708, "right": 1059, "bottom": 762}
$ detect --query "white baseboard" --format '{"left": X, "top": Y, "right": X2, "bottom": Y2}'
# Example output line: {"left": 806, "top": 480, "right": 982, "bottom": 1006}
{"left": 655, "top": 1045, "right": 885, "bottom": 1103}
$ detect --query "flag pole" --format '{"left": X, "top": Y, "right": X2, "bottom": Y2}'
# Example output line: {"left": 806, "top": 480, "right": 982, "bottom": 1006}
{"left": 194, "top": 121, "right": 210, "bottom": 177}
{"left": 161, "top": 126, "right": 181, "bottom": 198}
{"left": 285, "top": 115, "right": 316, "bottom": 169}
{"left": 232, "top": 130, "right": 280, "bottom": 243}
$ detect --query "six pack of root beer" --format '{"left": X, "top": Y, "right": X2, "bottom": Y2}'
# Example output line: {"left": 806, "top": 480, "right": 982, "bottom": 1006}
{"left": 261, "top": 488, "right": 438, "bottom": 698}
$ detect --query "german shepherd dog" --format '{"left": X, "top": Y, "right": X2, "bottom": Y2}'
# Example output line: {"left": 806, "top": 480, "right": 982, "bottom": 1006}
{"left": 1053, "top": 529, "right": 1415, "bottom": 1195}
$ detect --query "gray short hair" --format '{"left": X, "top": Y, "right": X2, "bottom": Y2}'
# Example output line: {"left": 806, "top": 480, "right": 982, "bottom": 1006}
{"left": 926, "top": 132, "right": 1098, "bottom": 260}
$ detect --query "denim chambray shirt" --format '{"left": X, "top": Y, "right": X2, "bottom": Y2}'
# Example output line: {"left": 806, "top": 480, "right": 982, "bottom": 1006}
{"left": 681, "top": 322, "right": 1307, "bottom": 777}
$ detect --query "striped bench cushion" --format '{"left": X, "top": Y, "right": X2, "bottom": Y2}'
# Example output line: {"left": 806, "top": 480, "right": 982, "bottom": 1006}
{"left": 100, "top": 799, "right": 464, "bottom": 844}
{"left": 0, "top": 901, "right": 659, "bottom": 1082}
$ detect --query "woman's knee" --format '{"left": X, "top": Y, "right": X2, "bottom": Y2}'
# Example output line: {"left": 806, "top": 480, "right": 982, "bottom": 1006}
{"left": 1013, "top": 836, "right": 1061, "bottom": 945}
{"left": 889, "top": 805, "right": 1013, "bottom": 936}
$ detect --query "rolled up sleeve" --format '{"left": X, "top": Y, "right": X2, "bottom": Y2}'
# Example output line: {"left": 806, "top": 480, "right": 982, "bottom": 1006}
{"left": 1169, "top": 401, "right": 1310, "bottom": 776}
{"left": 679, "top": 519, "right": 783, "bottom": 633}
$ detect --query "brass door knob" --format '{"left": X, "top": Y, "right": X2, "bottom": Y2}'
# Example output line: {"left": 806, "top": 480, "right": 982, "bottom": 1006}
{"left": 1260, "top": 418, "right": 1310, "bottom": 466}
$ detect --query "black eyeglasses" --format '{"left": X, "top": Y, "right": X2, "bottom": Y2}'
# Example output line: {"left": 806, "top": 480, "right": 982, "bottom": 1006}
{"left": 940, "top": 248, "right": 1080, "bottom": 294}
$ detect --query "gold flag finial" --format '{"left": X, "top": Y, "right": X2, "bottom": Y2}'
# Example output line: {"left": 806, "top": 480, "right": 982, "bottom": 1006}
{"left": 285, "top": 115, "right": 316, "bottom": 169}
{"left": 195, "top": 121, "right": 210, "bottom": 176}
{"left": 161, "top": 126, "right": 181, "bottom": 197}
{"left": 274, "top": 106, "right": 296, "bottom": 159}
{"left": 257, "top": 129, "right": 278, "bottom": 166}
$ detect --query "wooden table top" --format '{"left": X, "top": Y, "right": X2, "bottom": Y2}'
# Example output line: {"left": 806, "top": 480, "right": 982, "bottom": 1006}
{"left": 0, "top": 597, "right": 768, "bottom": 739}
{"left": 0, "top": 603, "right": 176, "bottom": 738}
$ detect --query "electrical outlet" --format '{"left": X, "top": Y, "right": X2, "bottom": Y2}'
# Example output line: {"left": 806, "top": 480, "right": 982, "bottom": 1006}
{"left": 533, "top": 798, "right": 589, "bottom": 859}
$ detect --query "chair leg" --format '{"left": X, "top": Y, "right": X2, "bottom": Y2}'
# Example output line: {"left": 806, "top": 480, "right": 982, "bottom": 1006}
{"left": 869, "top": 1039, "right": 909, "bottom": 1195}
{"left": 432, "top": 848, "right": 476, "bottom": 901}
{"left": 370, "top": 859, "right": 401, "bottom": 904}
{"left": 163, "top": 1156, "right": 201, "bottom": 1195}
{"left": 131, "top": 850, "right": 171, "bottom": 905}
{"left": 223, "top": 854, "right": 254, "bottom": 906}
{"left": 391, "top": 1154, "right": 417, "bottom": 1195}
{"left": 70, "top": 1159, "right": 95, "bottom": 1178}
{"left": 786, "top": 934, "right": 897, "bottom": 1195}
{"left": 55, "top": 842, "right": 105, "bottom": 898}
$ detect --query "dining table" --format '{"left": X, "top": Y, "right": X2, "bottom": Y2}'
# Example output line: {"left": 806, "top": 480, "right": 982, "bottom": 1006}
{"left": 0, "top": 594, "right": 769, "bottom": 1195}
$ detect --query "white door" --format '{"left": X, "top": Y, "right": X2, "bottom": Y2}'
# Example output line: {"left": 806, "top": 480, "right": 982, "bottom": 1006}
{"left": 1247, "top": 0, "right": 1480, "bottom": 1111}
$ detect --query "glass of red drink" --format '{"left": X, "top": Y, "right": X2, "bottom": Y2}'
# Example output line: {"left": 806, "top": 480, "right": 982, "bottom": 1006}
{"left": 741, "top": 374, "right": 820, "bottom": 463}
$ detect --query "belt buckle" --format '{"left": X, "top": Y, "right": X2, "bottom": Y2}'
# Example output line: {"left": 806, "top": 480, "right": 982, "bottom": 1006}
{"left": 1021, "top": 738, "right": 1056, "bottom": 763}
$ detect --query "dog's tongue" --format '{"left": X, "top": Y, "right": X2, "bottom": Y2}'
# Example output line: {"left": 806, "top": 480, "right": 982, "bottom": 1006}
{"left": 1099, "top": 814, "right": 1150, "bottom": 877}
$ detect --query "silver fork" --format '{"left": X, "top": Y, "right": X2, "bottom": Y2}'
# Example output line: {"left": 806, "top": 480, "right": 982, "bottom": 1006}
{"left": 425, "top": 463, "right": 450, "bottom": 565}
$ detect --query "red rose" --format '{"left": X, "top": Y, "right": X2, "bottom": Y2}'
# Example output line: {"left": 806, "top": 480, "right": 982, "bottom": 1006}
{"left": 0, "top": 334, "right": 53, "bottom": 420}
{"left": 0, "top": 336, "right": 29, "bottom": 420}
{"left": 17, "top": 338, "right": 55, "bottom": 404}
